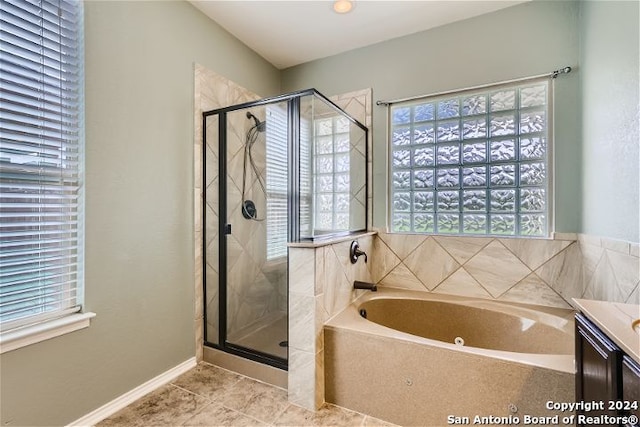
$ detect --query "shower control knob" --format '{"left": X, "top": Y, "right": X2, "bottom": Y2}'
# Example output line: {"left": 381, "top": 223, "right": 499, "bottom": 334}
{"left": 350, "top": 241, "right": 368, "bottom": 264}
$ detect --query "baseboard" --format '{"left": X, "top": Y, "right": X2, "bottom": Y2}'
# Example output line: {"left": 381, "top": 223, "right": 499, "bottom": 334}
{"left": 68, "top": 357, "right": 197, "bottom": 427}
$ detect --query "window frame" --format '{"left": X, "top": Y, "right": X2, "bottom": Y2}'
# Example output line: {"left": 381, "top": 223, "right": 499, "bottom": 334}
{"left": 0, "top": 0, "right": 92, "bottom": 353}
{"left": 387, "top": 77, "right": 554, "bottom": 237}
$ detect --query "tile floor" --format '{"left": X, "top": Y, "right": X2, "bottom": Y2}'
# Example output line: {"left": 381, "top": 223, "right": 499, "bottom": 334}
{"left": 97, "top": 362, "right": 395, "bottom": 427}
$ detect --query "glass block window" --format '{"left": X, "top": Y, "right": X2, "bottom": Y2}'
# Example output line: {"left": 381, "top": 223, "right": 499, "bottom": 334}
{"left": 314, "top": 116, "right": 351, "bottom": 231}
{"left": 389, "top": 80, "right": 550, "bottom": 237}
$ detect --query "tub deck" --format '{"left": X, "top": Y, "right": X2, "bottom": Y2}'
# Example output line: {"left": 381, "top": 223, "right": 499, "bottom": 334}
{"left": 324, "top": 287, "right": 576, "bottom": 426}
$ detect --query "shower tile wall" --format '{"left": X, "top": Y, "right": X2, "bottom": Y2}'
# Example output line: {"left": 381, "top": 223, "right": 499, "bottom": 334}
{"left": 194, "top": 64, "right": 287, "bottom": 356}
{"left": 288, "top": 234, "right": 375, "bottom": 411}
{"left": 287, "top": 88, "right": 373, "bottom": 411}
{"left": 371, "top": 231, "right": 639, "bottom": 307}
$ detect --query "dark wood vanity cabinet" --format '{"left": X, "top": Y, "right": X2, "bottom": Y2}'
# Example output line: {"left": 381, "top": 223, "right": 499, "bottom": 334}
{"left": 575, "top": 313, "right": 640, "bottom": 427}
{"left": 622, "top": 356, "right": 640, "bottom": 427}
{"left": 575, "top": 313, "right": 622, "bottom": 418}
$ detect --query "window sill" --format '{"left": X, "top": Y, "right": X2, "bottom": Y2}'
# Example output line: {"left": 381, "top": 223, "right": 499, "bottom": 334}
{"left": 0, "top": 312, "right": 96, "bottom": 354}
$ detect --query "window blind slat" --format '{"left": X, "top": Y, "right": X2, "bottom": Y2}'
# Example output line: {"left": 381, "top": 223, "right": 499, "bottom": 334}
{"left": 2, "top": 0, "right": 80, "bottom": 37}
{"left": 0, "top": 191, "right": 78, "bottom": 201}
{"left": 1, "top": 292, "right": 78, "bottom": 318}
{"left": 0, "top": 163, "right": 79, "bottom": 179}
{"left": 0, "top": 11, "right": 79, "bottom": 46}
{"left": 1, "top": 271, "right": 77, "bottom": 290}
{"left": 1, "top": 300, "right": 79, "bottom": 326}
{"left": 1, "top": 100, "right": 79, "bottom": 123}
{"left": 1, "top": 135, "right": 79, "bottom": 152}
{"left": 0, "top": 214, "right": 78, "bottom": 222}
{"left": 264, "top": 104, "right": 289, "bottom": 260}
{"left": 1, "top": 273, "right": 77, "bottom": 293}
{"left": 1, "top": 282, "right": 78, "bottom": 300}
{"left": 0, "top": 0, "right": 83, "bottom": 333}
{"left": 0, "top": 33, "right": 79, "bottom": 68}
{"left": 0, "top": 252, "right": 76, "bottom": 269}
{"left": 0, "top": 248, "right": 78, "bottom": 265}
{"left": 1, "top": 281, "right": 78, "bottom": 300}
{"left": 0, "top": 84, "right": 80, "bottom": 110}
{"left": 1, "top": 296, "right": 79, "bottom": 325}
{"left": 1, "top": 278, "right": 78, "bottom": 295}
{"left": 0, "top": 87, "right": 81, "bottom": 110}
{"left": 0, "top": 56, "right": 81, "bottom": 87}
{"left": 0, "top": 236, "right": 77, "bottom": 247}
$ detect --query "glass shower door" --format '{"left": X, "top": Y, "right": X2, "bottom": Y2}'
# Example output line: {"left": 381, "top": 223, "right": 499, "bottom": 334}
{"left": 223, "top": 103, "right": 289, "bottom": 363}
{"left": 203, "top": 88, "right": 367, "bottom": 371}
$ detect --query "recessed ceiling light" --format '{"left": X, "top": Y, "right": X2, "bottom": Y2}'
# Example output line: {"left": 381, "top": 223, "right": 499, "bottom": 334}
{"left": 333, "top": 0, "right": 354, "bottom": 14}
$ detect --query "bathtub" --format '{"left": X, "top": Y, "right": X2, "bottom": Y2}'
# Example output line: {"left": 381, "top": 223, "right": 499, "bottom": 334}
{"left": 324, "top": 287, "right": 575, "bottom": 426}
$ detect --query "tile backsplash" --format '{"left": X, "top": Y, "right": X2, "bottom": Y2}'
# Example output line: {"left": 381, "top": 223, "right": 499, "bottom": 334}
{"left": 579, "top": 235, "right": 639, "bottom": 304}
{"left": 371, "top": 231, "right": 639, "bottom": 307}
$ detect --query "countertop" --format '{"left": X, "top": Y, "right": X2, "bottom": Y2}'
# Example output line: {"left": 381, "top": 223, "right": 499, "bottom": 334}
{"left": 573, "top": 298, "right": 640, "bottom": 364}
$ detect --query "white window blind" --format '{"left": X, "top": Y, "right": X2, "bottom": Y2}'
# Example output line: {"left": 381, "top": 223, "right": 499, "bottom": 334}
{"left": 265, "top": 104, "right": 288, "bottom": 260}
{"left": 299, "top": 115, "right": 311, "bottom": 238}
{"left": 0, "top": 0, "right": 84, "bottom": 331}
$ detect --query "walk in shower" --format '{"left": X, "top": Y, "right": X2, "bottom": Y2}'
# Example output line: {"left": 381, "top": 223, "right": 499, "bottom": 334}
{"left": 203, "top": 89, "right": 368, "bottom": 369}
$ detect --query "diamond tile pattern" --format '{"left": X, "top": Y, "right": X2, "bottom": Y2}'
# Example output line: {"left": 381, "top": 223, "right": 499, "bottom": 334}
{"left": 373, "top": 232, "right": 639, "bottom": 308}
{"left": 432, "top": 268, "right": 491, "bottom": 298}
{"left": 379, "top": 262, "right": 426, "bottom": 291}
{"left": 403, "top": 238, "right": 460, "bottom": 290}
{"left": 464, "top": 241, "right": 530, "bottom": 297}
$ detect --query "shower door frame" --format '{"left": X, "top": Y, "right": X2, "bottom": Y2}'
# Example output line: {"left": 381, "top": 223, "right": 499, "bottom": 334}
{"left": 202, "top": 89, "right": 369, "bottom": 371}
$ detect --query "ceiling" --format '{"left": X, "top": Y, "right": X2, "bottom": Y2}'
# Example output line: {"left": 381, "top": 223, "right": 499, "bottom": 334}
{"left": 189, "top": 1, "right": 526, "bottom": 70}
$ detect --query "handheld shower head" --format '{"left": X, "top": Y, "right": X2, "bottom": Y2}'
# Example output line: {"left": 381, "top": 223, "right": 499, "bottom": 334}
{"left": 246, "top": 111, "right": 266, "bottom": 132}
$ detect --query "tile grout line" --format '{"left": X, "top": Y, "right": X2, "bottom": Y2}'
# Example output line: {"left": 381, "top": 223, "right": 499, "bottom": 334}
{"left": 269, "top": 402, "right": 294, "bottom": 426}
{"left": 169, "top": 383, "right": 214, "bottom": 401}
{"left": 219, "top": 402, "right": 275, "bottom": 426}
{"left": 625, "top": 283, "right": 639, "bottom": 304}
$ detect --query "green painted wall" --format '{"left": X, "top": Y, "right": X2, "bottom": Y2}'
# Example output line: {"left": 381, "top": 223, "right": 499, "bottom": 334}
{"left": 281, "top": 0, "right": 582, "bottom": 233}
{"left": 0, "top": 2, "right": 280, "bottom": 426}
{"left": 580, "top": 0, "right": 639, "bottom": 243}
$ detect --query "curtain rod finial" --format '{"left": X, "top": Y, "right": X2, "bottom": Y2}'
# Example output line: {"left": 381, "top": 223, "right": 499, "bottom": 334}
{"left": 552, "top": 66, "right": 572, "bottom": 78}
